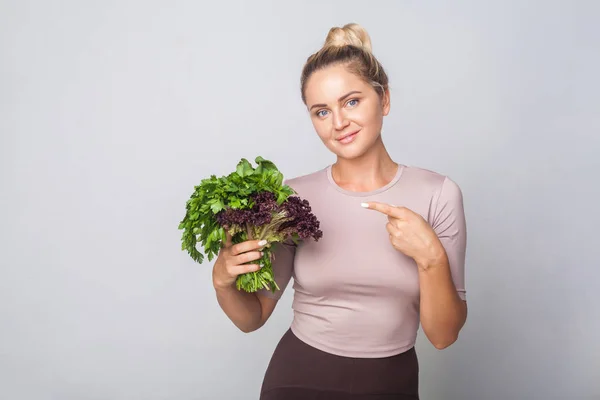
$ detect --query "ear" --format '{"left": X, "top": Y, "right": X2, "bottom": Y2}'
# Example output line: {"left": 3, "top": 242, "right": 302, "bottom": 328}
{"left": 381, "top": 88, "right": 391, "bottom": 116}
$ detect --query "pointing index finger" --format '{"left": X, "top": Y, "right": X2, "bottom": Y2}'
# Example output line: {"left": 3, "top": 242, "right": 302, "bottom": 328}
{"left": 361, "top": 201, "right": 401, "bottom": 218}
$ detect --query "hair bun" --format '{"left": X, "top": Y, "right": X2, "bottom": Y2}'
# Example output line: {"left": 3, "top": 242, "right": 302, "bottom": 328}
{"left": 323, "top": 23, "right": 372, "bottom": 53}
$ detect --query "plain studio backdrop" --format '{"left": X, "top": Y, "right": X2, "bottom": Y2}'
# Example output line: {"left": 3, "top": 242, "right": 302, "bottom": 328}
{"left": 1, "top": 1, "right": 599, "bottom": 399}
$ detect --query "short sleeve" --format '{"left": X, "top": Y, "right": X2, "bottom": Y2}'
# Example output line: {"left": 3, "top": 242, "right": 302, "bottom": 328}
{"left": 431, "top": 177, "right": 467, "bottom": 301}
{"left": 256, "top": 240, "right": 296, "bottom": 300}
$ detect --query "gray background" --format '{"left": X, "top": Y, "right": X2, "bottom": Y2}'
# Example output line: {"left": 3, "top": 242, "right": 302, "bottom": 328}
{"left": 1, "top": 1, "right": 599, "bottom": 399}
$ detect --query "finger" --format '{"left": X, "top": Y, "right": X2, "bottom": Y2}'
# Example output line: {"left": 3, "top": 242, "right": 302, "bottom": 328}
{"left": 388, "top": 234, "right": 403, "bottom": 250}
{"left": 228, "top": 263, "right": 261, "bottom": 276}
{"left": 386, "top": 222, "right": 395, "bottom": 235}
{"left": 223, "top": 228, "right": 233, "bottom": 248}
{"left": 387, "top": 215, "right": 408, "bottom": 227}
{"left": 361, "top": 201, "right": 404, "bottom": 218}
{"left": 386, "top": 222, "right": 401, "bottom": 237}
{"left": 232, "top": 250, "right": 263, "bottom": 266}
{"left": 231, "top": 239, "right": 268, "bottom": 256}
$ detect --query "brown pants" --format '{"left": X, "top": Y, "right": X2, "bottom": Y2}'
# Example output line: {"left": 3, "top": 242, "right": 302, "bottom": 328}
{"left": 260, "top": 329, "right": 419, "bottom": 400}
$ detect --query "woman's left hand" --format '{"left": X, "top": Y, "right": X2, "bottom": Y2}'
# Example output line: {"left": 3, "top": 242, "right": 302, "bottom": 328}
{"left": 361, "top": 202, "right": 445, "bottom": 269}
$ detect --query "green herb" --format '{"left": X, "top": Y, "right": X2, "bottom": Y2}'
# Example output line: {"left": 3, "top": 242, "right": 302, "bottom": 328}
{"left": 178, "top": 156, "right": 322, "bottom": 293}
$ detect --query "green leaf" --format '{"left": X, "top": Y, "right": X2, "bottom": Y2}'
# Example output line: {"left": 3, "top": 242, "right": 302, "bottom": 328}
{"left": 210, "top": 200, "right": 224, "bottom": 213}
{"left": 236, "top": 158, "right": 254, "bottom": 177}
{"left": 255, "top": 156, "right": 276, "bottom": 171}
{"left": 276, "top": 190, "right": 287, "bottom": 205}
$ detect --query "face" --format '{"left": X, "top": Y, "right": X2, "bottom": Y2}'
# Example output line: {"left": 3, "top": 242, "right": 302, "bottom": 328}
{"left": 304, "top": 64, "right": 390, "bottom": 160}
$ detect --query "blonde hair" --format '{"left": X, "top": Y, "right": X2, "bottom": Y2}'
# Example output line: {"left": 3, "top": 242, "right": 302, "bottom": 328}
{"left": 300, "top": 23, "right": 389, "bottom": 104}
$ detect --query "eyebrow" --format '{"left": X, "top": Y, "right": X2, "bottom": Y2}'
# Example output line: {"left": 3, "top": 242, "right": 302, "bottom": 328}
{"left": 309, "top": 90, "right": 362, "bottom": 111}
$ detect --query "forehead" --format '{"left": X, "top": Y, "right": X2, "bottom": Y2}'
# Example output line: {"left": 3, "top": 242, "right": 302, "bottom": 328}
{"left": 304, "top": 64, "right": 370, "bottom": 104}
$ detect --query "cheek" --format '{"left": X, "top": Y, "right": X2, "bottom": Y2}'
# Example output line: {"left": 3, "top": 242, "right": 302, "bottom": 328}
{"left": 352, "top": 99, "right": 382, "bottom": 124}
{"left": 355, "top": 107, "right": 382, "bottom": 134}
{"left": 362, "top": 107, "right": 383, "bottom": 125}
{"left": 311, "top": 118, "right": 331, "bottom": 141}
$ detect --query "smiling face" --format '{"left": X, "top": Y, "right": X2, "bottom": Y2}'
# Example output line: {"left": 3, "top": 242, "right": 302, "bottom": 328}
{"left": 304, "top": 63, "right": 390, "bottom": 160}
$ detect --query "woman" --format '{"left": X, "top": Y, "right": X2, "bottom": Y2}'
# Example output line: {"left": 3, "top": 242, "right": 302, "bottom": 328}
{"left": 212, "top": 23, "right": 468, "bottom": 400}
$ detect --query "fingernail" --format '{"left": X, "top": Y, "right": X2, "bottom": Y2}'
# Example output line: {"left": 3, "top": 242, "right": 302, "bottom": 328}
{"left": 360, "top": 203, "right": 369, "bottom": 208}
{"left": 258, "top": 240, "right": 267, "bottom": 246}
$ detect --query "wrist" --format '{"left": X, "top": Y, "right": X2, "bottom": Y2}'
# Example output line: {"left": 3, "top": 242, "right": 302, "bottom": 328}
{"left": 416, "top": 243, "right": 447, "bottom": 271}
{"left": 213, "top": 279, "right": 236, "bottom": 293}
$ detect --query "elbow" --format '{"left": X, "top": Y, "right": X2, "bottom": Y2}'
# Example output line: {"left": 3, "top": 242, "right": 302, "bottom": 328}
{"left": 433, "top": 341, "right": 453, "bottom": 350}
{"left": 237, "top": 319, "right": 265, "bottom": 334}
{"left": 238, "top": 323, "right": 261, "bottom": 333}
{"left": 432, "top": 334, "right": 458, "bottom": 350}
{"left": 423, "top": 324, "right": 461, "bottom": 349}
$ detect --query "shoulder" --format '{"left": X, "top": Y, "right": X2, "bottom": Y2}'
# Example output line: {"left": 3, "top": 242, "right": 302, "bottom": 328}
{"left": 401, "top": 165, "right": 463, "bottom": 204}
{"left": 403, "top": 165, "right": 461, "bottom": 189}
{"left": 402, "top": 165, "right": 446, "bottom": 187}
{"left": 283, "top": 167, "right": 328, "bottom": 195}
{"left": 399, "top": 166, "right": 465, "bottom": 227}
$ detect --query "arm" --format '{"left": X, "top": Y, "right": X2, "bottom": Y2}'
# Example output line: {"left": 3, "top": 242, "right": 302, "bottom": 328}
{"left": 417, "top": 176, "right": 468, "bottom": 349}
{"left": 417, "top": 251, "right": 467, "bottom": 349}
{"left": 215, "top": 286, "right": 278, "bottom": 333}
{"left": 213, "top": 237, "right": 296, "bottom": 333}
{"left": 211, "top": 235, "right": 279, "bottom": 333}
{"left": 363, "top": 176, "right": 468, "bottom": 349}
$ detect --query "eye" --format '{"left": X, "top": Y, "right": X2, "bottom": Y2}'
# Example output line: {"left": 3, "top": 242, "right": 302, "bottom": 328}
{"left": 316, "top": 109, "right": 329, "bottom": 118}
{"left": 346, "top": 98, "right": 359, "bottom": 107}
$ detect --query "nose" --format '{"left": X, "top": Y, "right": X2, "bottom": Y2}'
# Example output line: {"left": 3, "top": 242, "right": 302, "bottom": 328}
{"left": 332, "top": 110, "right": 350, "bottom": 131}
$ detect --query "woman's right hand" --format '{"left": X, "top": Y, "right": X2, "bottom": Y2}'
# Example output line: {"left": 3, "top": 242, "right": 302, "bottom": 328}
{"left": 212, "top": 230, "right": 267, "bottom": 290}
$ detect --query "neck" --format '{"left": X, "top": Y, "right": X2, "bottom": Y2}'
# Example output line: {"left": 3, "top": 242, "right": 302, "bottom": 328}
{"left": 331, "top": 136, "right": 398, "bottom": 192}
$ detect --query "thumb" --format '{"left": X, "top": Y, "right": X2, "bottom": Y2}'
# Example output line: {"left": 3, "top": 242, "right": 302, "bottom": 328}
{"left": 223, "top": 226, "right": 233, "bottom": 248}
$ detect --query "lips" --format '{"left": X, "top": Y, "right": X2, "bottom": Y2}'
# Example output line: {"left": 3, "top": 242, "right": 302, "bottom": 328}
{"left": 336, "top": 130, "right": 360, "bottom": 143}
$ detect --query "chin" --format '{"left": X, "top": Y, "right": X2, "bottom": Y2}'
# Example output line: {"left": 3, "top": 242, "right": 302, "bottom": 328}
{"left": 326, "top": 144, "right": 367, "bottom": 161}
{"left": 339, "top": 147, "right": 368, "bottom": 160}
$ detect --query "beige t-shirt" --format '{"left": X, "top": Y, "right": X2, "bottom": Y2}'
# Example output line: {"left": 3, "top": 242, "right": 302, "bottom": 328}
{"left": 258, "top": 164, "right": 467, "bottom": 358}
